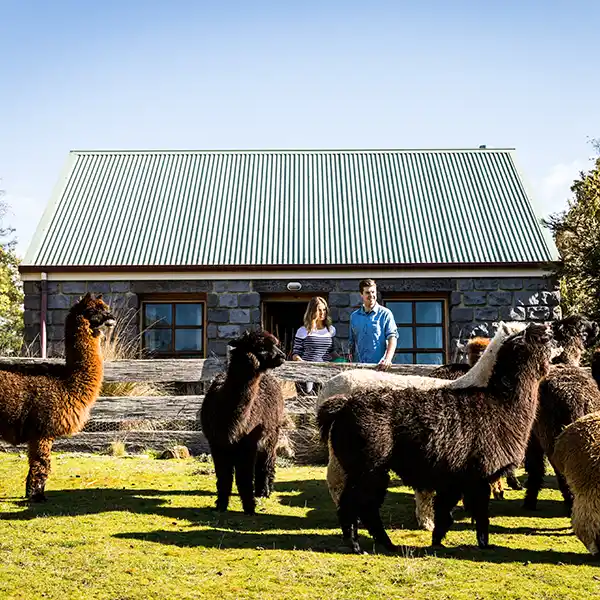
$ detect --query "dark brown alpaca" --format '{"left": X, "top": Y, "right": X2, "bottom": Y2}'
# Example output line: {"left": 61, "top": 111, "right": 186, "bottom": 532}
{"left": 0, "top": 293, "right": 115, "bottom": 501}
{"left": 591, "top": 349, "right": 600, "bottom": 389}
{"left": 431, "top": 336, "right": 522, "bottom": 496}
{"left": 318, "top": 323, "right": 553, "bottom": 553}
{"left": 523, "top": 315, "right": 600, "bottom": 511}
{"left": 200, "top": 330, "right": 286, "bottom": 515}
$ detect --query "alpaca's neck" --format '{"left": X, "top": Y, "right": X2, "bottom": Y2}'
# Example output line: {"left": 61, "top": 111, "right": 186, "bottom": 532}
{"left": 223, "top": 354, "right": 263, "bottom": 406}
{"left": 553, "top": 339, "right": 583, "bottom": 366}
{"left": 63, "top": 316, "right": 104, "bottom": 399}
{"left": 488, "top": 360, "right": 542, "bottom": 419}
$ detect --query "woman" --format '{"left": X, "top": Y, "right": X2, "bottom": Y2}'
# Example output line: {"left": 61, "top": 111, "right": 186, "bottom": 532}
{"left": 292, "top": 297, "right": 337, "bottom": 394}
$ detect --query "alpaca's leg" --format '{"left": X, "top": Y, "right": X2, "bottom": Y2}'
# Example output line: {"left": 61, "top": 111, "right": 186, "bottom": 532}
{"left": 415, "top": 489, "right": 435, "bottom": 531}
{"left": 431, "top": 486, "right": 462, "bottom": 547}
{"left": 337, "top": 487, "right": 362, "bottom": 554}
{"left": 463, "top": 480, "right": 492, "bottom": 549}
{"left": 254, "top": 437, "right": 277, "bottom": 498}
{"left": 26, "top": 438, "right": 53, "bottom": 502}
{"left": 212, "top": 449, "right": 235, "bottom": 512}
{"left": 491, "top": 478, "right": 504, "bottom": 500}
{"left": 550, "top": 460, "right": 573, "bottom": 514}
{"left": 254, "top": 450, "right": 269, "bottom": 497}
{"left": 356, "top": 471, "right": 396, "bottom": 551}
{"left": 506, "top": 467, "right": 522, "bottom": 490}
{"left": 523, "top": 436, "right": 545, "bottom": 510}
{"left": 234, "top": 442, "right": 258, "bottom": 515}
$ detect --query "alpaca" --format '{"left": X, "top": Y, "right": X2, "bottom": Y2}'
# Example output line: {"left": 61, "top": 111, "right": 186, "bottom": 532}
{"left": 523, "top": 315, "right": 600, "bottom": 512}
{"left": 551, "top": 315, "right": 600, "bottom": 366}
{"left": 429, "top": 337, "right": 490, "bottom": 380}
{"left": 553, "top": 412, "right": 600, "bottom": 557}
{"left": 320, "top": 323, "right": 526, "bottom": 531}
{"left": 431, "top": 336, "right": 522, "bottom": 499}
{"left": 592, "top": 349, "right": 600, "bottom": 389}
{"left": 0, "top": 293, "right": 115, "bottom": 501}
{"left": 318, "top": 323, "right": 553, "bottom": 553}
{"left": 317, "top": 323, "right": 526, "bottom": 409}
{"left": 200, "top": 330, "right": 286, "bottom": 515}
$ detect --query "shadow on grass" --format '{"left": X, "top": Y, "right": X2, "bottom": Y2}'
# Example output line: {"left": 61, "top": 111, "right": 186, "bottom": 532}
{"left": 113, "top": 527, "right": 596, "bottom": 566}
{"left": 1, "top": 472, "right": 589, "bottom": 565}
{"left": 0, "top": 481, "right": 343, "bottom": 531}
{"left": 0, "top": 475, "right": 568, "bottom": 530}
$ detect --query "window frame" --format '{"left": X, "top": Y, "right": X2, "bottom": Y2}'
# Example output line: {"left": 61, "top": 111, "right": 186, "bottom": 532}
{"left": 383, "top": 294, "right": 449, "bottom": 365}
{"left": 140, "top": 293, "right": 207, "bottom": 358}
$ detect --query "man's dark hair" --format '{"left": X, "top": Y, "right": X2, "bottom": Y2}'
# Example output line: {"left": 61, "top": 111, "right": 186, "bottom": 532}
{"left": 359, "top": 279, "right": 377, "bottom": 294}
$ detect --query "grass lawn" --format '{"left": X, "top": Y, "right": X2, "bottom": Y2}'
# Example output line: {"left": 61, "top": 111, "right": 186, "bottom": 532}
{"left": 0, "top": 454, "right": 598, "bottom": 600}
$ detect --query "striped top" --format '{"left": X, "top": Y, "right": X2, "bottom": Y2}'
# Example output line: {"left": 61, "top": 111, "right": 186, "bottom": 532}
{"left": 292, "top": 326, "right": 337, "bottom": 362}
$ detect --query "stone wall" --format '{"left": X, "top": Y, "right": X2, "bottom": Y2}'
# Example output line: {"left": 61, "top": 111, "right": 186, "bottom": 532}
{"left": 22, "top": 275, "right": 559, "bottom": 360}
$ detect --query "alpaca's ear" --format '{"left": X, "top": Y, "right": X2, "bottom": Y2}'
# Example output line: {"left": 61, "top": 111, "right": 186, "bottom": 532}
{"left": 500, "top": 323, "right": 510, "bottom": 335}
{"left": 585, "top": 321, "right": 600, "bottom": 347}
{"left": 80, "top": 292, "right": 92, "bottom": 302}
{"left": 228, "top": 338, "right": 242, "bottom": 348}
{"left": 96, "top": 294, "right": 103, "bottom": 300}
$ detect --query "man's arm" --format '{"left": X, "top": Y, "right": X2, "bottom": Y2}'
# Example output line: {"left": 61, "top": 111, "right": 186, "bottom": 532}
{"left": 377, "top": 311, "right": 398, "bottom": 369}
{"left": 377, "top": 335, "right": 397, "bottom": 369}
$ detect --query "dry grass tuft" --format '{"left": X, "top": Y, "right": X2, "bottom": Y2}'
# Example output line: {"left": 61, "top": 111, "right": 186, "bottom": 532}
{"left": 107, "top": 440, "right": 126, "bottom": 457}
{"left": 100, "top": 308, "right": 170, "bottom": 398}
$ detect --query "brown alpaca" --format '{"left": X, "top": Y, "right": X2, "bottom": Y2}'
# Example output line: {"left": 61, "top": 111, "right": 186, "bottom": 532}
{"left": 200, "top": 331, "right": 286, "bottom": 515}
{"left": 553, "top": 412, "right": 600, "bottom": 557}
{"left": 523, "top": 315, "right": 600, "bottom": 511}
{"left": 0, "top": 293, "right": 115, "bottom": 501}
{"left": 430, "top": 337, "right": 490, "bottom": 380}
{"left": 318, "top": 324, "right": 553, "bottom": 553}
{"left": 431, "top": 336, "right": 522, "bottom": 499}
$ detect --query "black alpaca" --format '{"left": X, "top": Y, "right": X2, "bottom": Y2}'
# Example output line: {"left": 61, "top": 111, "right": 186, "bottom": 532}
{"left": 318, "top": 324, "right": 553, "bottom": 553}
{"left": 200, "top": 331, "right": 286, "bottom": 515}
{"left": 523, "top": 315, "right": 600, "bottom": 512}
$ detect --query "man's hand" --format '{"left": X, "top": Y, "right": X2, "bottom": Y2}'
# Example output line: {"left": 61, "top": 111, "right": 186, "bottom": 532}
{"left": 377, "top": 357, "right": 392, "bottom": 371}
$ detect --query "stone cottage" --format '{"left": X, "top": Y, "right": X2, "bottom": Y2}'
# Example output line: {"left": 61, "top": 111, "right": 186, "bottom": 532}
{"left": 19, "top": 148, "right": 559, "bottom": 363}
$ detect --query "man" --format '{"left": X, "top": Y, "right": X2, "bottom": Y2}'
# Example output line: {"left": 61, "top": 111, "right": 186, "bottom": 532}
{"left": 348, "top": 279, "right": 398, "bottom": 369}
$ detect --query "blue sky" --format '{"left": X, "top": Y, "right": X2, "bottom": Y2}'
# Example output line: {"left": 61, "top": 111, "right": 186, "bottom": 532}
{"left": 1, "top": 0, "right": 598, "bottom": 256}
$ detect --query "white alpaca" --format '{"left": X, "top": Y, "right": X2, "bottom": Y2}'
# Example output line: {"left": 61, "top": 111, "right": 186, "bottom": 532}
{"left": 318, "top": 322, "right": 527, "bottom": 409}
{"left": 320, "top": 321, "right": 528, "bottom": 531}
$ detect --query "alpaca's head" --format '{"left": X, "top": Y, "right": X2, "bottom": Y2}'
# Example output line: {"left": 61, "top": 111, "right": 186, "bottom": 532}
{"left": 228, "top": 330, "right": 286, "bottom": 371}
{"left": 553, "top": 315, "right": 600, "bottom": 349}
{"left": 69, "top": 293, "right": 116, "bottom": 338}
{"left": 466, "top": 337, "right": 490, "bottom": 366}
{"left": 494, "top": 323, "right": 554, "bottom": 383}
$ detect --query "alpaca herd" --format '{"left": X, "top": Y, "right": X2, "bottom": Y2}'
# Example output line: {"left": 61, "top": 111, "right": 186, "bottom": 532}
{"left": 3, "top": 295, "right": 600, "bottom": 560}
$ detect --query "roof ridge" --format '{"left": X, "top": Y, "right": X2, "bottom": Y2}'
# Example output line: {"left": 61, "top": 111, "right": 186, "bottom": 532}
{"left": 69, "top": 148, "right": 516, "bottom": 154}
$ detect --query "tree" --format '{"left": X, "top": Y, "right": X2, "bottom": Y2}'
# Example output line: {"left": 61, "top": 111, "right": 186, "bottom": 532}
{"left": 0, "top": 187, "right": 24, "bottom": 355}
{"left": 545, "top": 140, "right": 600, "bottom": 319}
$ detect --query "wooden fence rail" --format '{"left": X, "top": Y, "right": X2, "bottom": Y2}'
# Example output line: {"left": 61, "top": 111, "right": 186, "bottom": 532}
{"left": 0, "top": 357, "right": 437, "bottom": 383}
{"left": 1, "top": 358, "right": 437, "bottom": 459}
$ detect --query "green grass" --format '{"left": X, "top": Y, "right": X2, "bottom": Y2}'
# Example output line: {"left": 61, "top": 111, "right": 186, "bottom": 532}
{"left": 0, "top": 454, "right": 599, "bottom": 600}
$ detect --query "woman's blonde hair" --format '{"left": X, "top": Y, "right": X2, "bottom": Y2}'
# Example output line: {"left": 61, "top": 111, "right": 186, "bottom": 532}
{"left": 303, "top": 296, "right": 332, "bottom": 332}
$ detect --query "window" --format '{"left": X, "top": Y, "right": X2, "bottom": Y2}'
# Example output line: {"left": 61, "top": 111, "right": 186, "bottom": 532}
{"left": 142, "top": 300, "right": 205, "bottom": 357}
{"left": 385, "top": 298, "right": 447, "bottom": 365}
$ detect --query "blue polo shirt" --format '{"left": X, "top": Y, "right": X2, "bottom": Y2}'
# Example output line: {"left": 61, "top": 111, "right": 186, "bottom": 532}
{"left": 349, "top": 303, "right": 398, "bottom": 364}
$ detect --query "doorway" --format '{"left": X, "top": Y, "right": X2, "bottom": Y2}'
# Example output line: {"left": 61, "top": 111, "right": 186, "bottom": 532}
{"left": 262, "top": 294, "right": 322, "bottom": 359}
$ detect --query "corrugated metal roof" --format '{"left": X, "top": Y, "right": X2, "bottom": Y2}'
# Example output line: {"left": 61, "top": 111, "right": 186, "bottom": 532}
{"left": 23, "top": 149, "right": 558, "bottom": 268}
